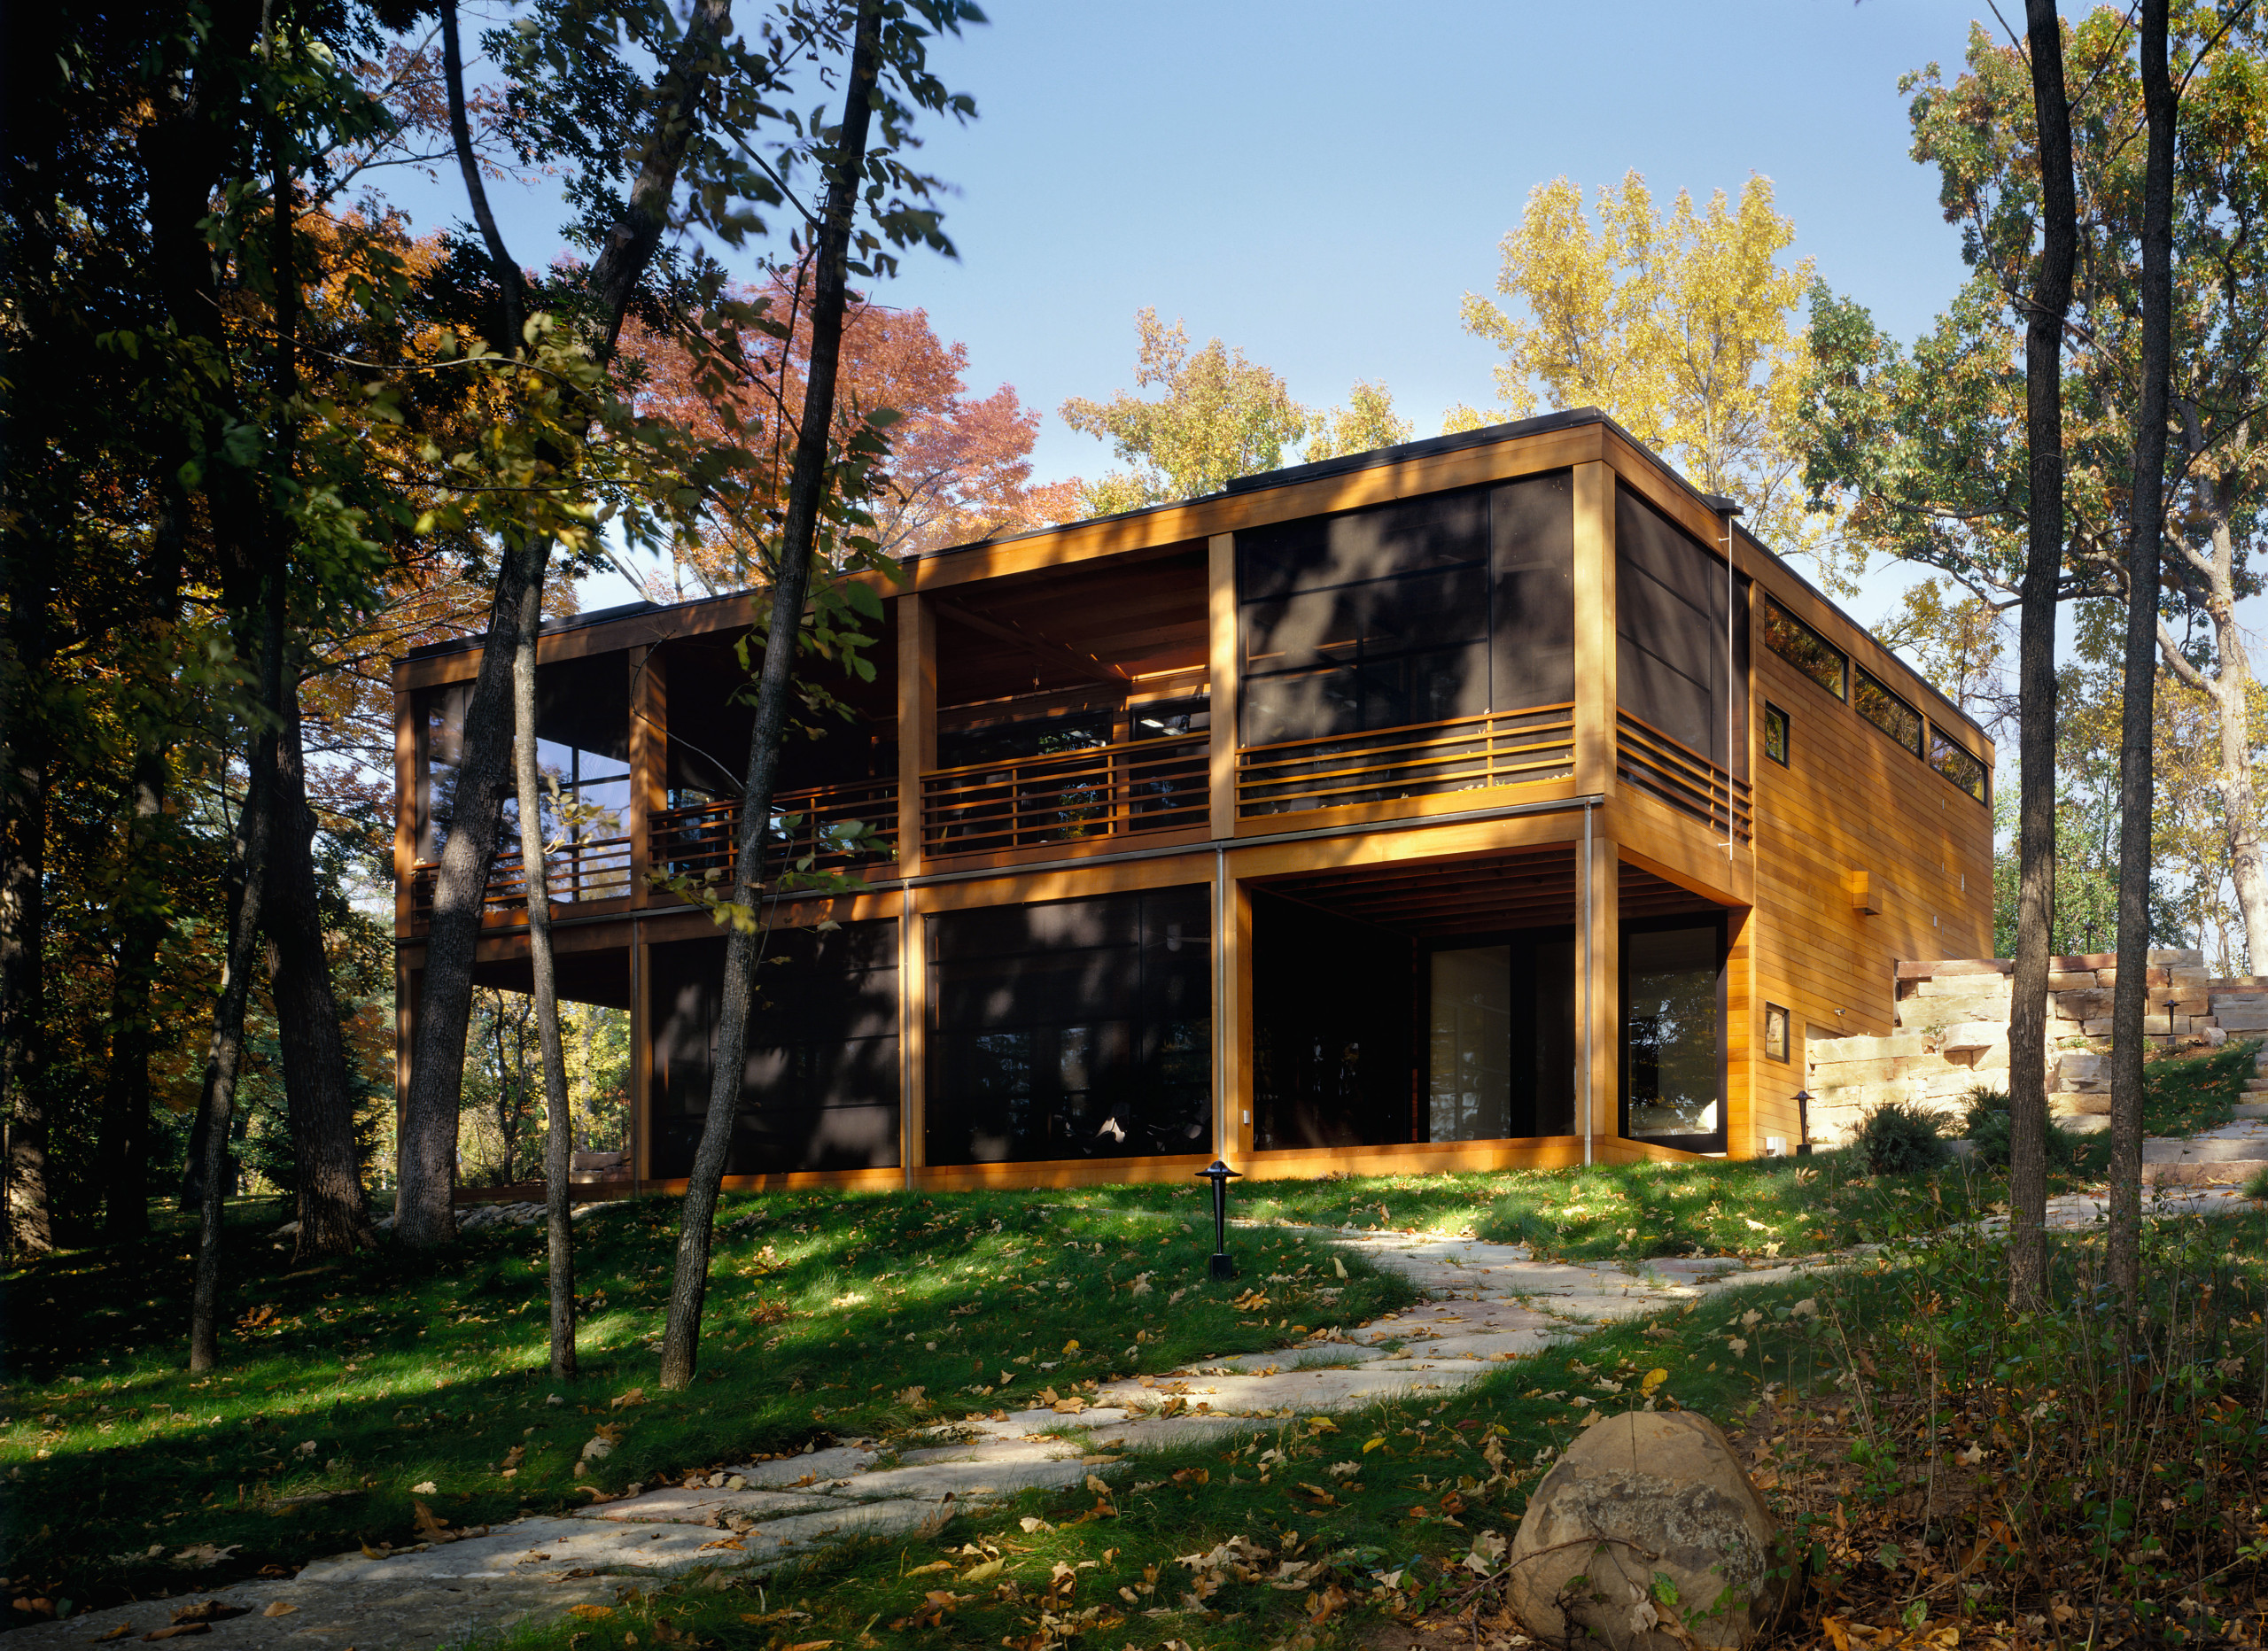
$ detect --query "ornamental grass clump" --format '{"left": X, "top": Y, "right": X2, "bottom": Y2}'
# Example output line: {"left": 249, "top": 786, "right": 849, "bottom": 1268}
{"left": 1961, "top": 1084, "right": 2081, "bottom": 1170}
{"left": 1850, "top": 1099, "right": 1950, "bottom": 1175}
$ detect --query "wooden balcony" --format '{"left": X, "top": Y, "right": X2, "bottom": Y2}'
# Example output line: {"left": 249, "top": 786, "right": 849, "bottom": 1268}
{"left": 650, "top": 776, "right": 898, "bottom": 885}
{"left": 1615, "top": 709, "right": 1751, "bottom": 844}
{"left": 920, "top": 732, "right": 1208, "bottom": 859}
{"left": 1235, "top": 704, "right": 1577, "bottom": 820}
{"left": 410, "top": 833, "right": 634, "bottom": 917}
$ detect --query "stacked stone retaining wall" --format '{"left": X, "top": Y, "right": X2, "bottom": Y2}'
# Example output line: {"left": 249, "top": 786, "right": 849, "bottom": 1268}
{"left": 1803, "top": 949, "right": 2267, "bottom": 1147}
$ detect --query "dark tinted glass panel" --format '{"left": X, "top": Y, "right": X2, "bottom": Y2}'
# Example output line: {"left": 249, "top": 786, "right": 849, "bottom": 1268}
{"left": 1491, "top": 473, "right": 1576, "bottom": 708}
{"left": 1853, "top": 667, "right": 1923, "bottom": 756}
{"left": 1764, "top": 703, "right": 1789, "bottom": 766}
{"left": 1930, "top": 724, "right": 1987, "bottom": 801}
{"left": 1239, "top": 491, "right": 1489, "bottom": 600}
{"left": 1615, "top": 489, "right": 1744, "bottom": 770}
{"left": 1622, "top": 922, "right": 1723, "bottom": 1146}
{"left": 1252, "top": 895, "right": 1413, "bottom": 1149}
{"left": 927, "top": 887, "right": 1210, "bottom": 1166}
{"left": 1425, "top": 929, "right": 1577, "bottom": 1142}
{"left": 649, "top": 923, "right": 901, "bottom": 1177}
{"left": 416, "top": 681, "right": 472, "bottom": 860}
{"left": 1237, "top": 478, "right": 1574, "bottom": 751}
{"left": 1762, "top": 596, "right": 1846, "bottom": 700}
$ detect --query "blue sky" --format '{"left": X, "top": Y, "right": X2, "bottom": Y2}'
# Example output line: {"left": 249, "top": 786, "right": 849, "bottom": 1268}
{"left": 433, "top": 2, "right": 2038, "bottom": 613}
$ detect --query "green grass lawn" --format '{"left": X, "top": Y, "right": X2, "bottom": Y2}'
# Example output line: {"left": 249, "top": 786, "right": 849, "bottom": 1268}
{"left": 0, "top": 1188, "right": 1417, "bottom": 1618}
{"left": 5, "top": 1065, "right": 2253, "bottom": 1642}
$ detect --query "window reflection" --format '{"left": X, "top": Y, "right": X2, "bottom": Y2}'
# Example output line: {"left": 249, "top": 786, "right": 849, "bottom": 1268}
{"left": 1623, "top": 923, "right": 1723, "bottom": 1143}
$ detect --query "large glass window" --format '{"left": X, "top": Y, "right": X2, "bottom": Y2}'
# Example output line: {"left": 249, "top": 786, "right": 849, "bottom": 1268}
{"left": 928, "top": 888, "right": 1210, "bottom": 1165}
{"left": 414, "top": 680, "right": 472, "bottom": 861}
{"left": 1621, "top": 920, "right": 1725, "bottom": 1150}
{"left": 1429, "top": 947, "right": 1512, "bottom": 1142}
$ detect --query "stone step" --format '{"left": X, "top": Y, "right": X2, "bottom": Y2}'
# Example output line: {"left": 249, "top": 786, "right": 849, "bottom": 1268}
{"left": 2143, "top": 1136, "right": 2268, "bottom": 1164}
{"left": 2145, "top": 1159, "right": 2268, "bottom": 1186}
{"left": 2234, "top": 1102, "right": 2268, "bottom": 1119}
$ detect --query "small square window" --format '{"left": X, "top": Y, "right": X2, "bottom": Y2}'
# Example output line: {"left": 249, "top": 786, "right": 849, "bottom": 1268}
{"left": 1763, "top": 703, "right": 1790, "bottom": 766}
{"left": 1763, "top": 1003, "right": 1790, "bottom": 1064}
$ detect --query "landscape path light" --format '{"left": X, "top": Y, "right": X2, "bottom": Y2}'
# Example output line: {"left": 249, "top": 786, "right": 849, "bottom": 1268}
{"left": 1196, "top": 1159, "right": 1242, "bottom": 1280}
{"left": 1792, "top": 1089, "right": 1814, "bottom": 1156}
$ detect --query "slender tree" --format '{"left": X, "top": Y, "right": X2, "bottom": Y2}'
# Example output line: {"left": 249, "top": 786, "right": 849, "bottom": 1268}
{"left": 2008, "top": 0, "right": 2079, "bottom": 1306}
{"left": 2109, "top": 0, "right": 2178, "bottom": 1316}
{"left": 509, "top": 542, "right": 579, "bottom": 1375}
{"left": 657, "top": 0, "right": 886, "bottom": 1391}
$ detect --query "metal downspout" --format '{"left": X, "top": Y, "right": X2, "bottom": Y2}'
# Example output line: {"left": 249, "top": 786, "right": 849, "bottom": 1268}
{"left": 1581, "top": 800, "right": 1593, "bottom": 1167}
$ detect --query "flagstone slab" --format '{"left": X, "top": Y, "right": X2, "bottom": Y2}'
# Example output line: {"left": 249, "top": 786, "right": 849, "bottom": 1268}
{"left": 575, "top": 1485, "right": 835, "bottom": 1525}
{"left": 0, "top": 1574, "right": 623, "bottom": 1651}
{"left": 723, "top": 1446, "right": 878, "bottom": 1487}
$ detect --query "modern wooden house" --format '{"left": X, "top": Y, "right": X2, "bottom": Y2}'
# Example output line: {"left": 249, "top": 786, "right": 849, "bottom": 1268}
{"left": 391, "top": 408, "right": 1994, "bottom": 1195}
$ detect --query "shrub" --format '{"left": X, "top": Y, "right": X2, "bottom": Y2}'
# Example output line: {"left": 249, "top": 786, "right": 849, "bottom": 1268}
{"left": 1851, "top": 1099, "right": 1950, "bottom": 1174}
{"left": 1961, "top": 1084, "right": 2079, "bottom": 1170}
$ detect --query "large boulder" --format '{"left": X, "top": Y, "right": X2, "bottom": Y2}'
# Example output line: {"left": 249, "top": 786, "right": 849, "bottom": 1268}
{"left": 1505, "top": 1410, "right": 1791, "bottom": 1649}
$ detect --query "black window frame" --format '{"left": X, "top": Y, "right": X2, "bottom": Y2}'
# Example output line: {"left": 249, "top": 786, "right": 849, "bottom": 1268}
{"left": 1761, "top": 596, "right": 1847, "bottom": 702}
{"left": 1852, "top": 666, "right": 1924, "bottom": 757}
{"left": 1763, "top": 702, "right": 1790, "bottom": 767}
{"left": 1928, "top": 722, "right": 1989, "bottom": 804}
{"left": 1763, "top": 1002, "right": 1790, "bottom": 1065}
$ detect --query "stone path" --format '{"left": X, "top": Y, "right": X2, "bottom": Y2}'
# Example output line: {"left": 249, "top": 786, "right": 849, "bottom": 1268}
{"left": 15, "top": 1182, "right": 2257, "bottom": 1649}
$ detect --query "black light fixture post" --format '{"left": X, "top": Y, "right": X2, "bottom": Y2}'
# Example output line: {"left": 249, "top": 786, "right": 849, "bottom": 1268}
{"left": 1792, "top": 1089, "right": 1814, "bottom": 1156}
{"left": 1196, "top": 1159, "right": 1242, "bottom": 1279}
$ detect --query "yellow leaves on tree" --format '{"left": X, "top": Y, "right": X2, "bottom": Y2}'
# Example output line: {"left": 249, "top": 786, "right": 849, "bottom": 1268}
{"left": 1060, "top": 309, "right": 1315, "bottom": 510}
{"left": 1459, "top": 172, "right": 1852, "bottom": 592}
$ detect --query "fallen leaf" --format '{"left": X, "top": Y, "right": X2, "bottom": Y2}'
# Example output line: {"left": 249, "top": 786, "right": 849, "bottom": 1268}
{"left": 961, "top": 1557, "right": 1004, "bottom": 1584}
{"left": 1332, "top": 1257, "right": 1348, "bottom": 1279}
{"left": 905, "top": 1561, "right": 953, "bottom": 1577}
{"left": 95, "top": 1628, "right": 135, "bottom": 1642}
{"left": 140, "top": 1626, "right": 208, "bottom": 1640}
{"left": 566, "top": 1604, "right": 614, "bottom": 1621}
{"left": 261, "top": 1602, "right": 298, "bottom": 1618}
{"left": 410, "top": 1481, "right": 438, "bottom": 1495}
{"left": 411, "top": 1500, "right": 451, "bottom": 1538}
{"left": 610, "top": 1388, "right": 647, "bottom": 1411}
{"left": 500, "top": 1446, "right": 525, "bottom": 1472}
{"left": 1639, "top": 1368, "right": 1669, "bottom": 1399}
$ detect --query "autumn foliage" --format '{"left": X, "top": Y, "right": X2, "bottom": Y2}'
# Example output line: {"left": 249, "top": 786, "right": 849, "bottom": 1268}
{"left": 622, "top": 275, "right": 1079, "bottom": 594}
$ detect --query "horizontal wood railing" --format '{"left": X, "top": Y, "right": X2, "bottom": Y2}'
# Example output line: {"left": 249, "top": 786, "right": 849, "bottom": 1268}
{"left": 1235, "top": 704, "right": 1576, "bottom": 818}
{"left": 410, "top": 833, "right": 634, "bottom": 917}
{"left": 650, "top": 776, "right": 898, "bottom": 886}
{"left": 922, "top": 732, "right": 1208, "bottom": 857}
{"left": 1615, "top": 709, "right": 1752, "bottom": 843}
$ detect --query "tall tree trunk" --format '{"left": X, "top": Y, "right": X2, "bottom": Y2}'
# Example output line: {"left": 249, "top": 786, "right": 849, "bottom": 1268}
{"left": 190, "top": 571, "right": 285, "bottom": 1372}
{"left": 268, "top": 668, "right": 377, "bottom": 1260}
{"left": 510, "top": 543, "right": 578, "bottom": 1376}
{"left": 2009, "top": 0, "right": 2078, "bottom": 1308}
{"left": 97, "top": 742, "right": 168, "bottom": 1240}
{"left": 2109, "top": 0, "right": 2175, "bottom": 1319}
{"left": 2206, "top": 610, "right": 2268, "bottom": 964}
{"left": 396, "top": 552, "right": 541, "bottom": 1244}
{"left": 658, "top": 0, "right": 885, "bottom": 1393}
{"left": 0, "top": 734, "right": 50, "bottom": 1256}
{"left": 400, "top": 0, "right": 735, "bottom": 1247}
